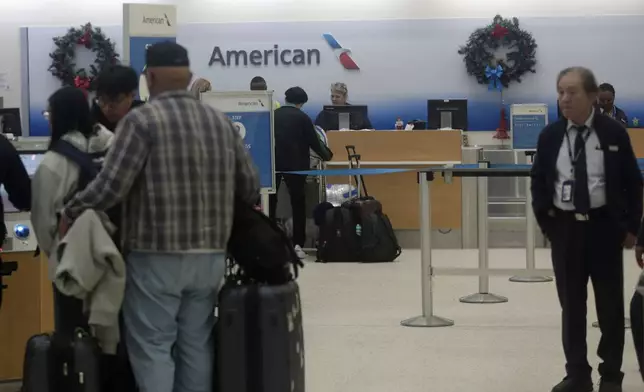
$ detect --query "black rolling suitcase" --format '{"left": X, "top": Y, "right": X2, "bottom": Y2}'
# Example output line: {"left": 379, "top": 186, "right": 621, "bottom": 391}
{"left": 217, "top": 277, "right": 305, "bottom": 392}
{"left": 22, "top": 329, "right": 102, "bottom": 392}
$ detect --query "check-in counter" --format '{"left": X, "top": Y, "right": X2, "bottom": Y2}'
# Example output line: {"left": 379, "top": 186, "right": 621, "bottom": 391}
{"left": 325, "top": 130, "right": 463, "bottom": 236}
{"left": 627, "top": 128, "right": 644, "bottom": 157}
{"left": 0, "top": 251, "right": 54, "bottom": 381}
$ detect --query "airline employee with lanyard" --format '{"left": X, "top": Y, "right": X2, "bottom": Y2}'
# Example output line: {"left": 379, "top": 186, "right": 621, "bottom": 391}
{"left": 531, "top": 67, "right": 642, "bottom": 392}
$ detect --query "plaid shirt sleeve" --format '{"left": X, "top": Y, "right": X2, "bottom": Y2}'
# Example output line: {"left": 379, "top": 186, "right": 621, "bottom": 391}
{"left": 65, "top": 113, "right": 150, "bottom": 219}
{"left": 228, "top": 118, "right": 260, "bottom": 204}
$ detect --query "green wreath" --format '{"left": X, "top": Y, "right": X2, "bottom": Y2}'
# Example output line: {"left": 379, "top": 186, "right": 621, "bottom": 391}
{"left": 458, "top": 15, "right": 537, "bottom": 89}
{"left": 48, "top": 23, "right": 119, "bottom": 91}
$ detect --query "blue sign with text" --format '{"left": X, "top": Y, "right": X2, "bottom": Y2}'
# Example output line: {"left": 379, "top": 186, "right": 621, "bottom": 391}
{"left": 512, "top": 114, "right": 548, "bottom": 150}
{"left": 226, "top": 111, "right": 274, "bottom": 190}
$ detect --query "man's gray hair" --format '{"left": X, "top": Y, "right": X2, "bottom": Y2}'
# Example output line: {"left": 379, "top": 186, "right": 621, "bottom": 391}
{"left": 557, "top": 66, "right": 599, "bottom": 94}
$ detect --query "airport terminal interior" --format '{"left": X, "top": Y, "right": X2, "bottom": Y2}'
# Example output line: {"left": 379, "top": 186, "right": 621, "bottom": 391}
{"left": 2, "top": 1, "right": 644, "bottom": 391}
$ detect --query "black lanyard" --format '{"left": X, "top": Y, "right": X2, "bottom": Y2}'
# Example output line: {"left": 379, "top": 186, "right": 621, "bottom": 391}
{"left": 565, "top": 127, "right": 591, "bottom": 165}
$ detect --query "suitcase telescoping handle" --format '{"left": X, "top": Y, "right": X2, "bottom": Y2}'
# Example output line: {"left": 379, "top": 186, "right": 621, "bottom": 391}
{"left": 345, "top": 145, "right": 357, "bottom": 160}
{"left": 348, "top": 153, "right": 369, "bottom": 198}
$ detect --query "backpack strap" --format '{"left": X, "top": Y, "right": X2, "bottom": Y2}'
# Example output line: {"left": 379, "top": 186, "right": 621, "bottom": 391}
{"left": 50, "top": 140, "right": 101, "bottom": 190}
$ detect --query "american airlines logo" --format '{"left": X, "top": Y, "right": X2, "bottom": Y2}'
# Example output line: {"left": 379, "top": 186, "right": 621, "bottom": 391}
{"left": 238, "top": 100, "right": 264, "bottom": 107}
{"left": 142, "top": 13, "right": 172, "bottom": 26}
{"left": 322, "top": 33, "right": 359, "bottom": 70}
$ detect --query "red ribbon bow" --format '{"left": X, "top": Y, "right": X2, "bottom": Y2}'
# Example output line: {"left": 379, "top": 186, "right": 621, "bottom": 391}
{"left": 74, "top": 76, "right": 91, "bottom": 90}
{"left": 78, "top": 30, "right": 92, "bottom": 48}
{"left": 491, "top": 24, "right": 509, "bottom": 39}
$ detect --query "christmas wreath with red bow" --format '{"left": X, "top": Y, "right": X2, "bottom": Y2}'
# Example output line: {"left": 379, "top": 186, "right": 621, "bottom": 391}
{"left": 458, "top": 15, "right": 537, "bottom": 89}
{"left": 48, "top": 23, "right": 119, "bottom": 92}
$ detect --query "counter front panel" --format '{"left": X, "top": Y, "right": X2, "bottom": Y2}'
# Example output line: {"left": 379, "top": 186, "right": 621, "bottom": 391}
{"left": 325, "top": 130, "right": 462, "bottom": 230}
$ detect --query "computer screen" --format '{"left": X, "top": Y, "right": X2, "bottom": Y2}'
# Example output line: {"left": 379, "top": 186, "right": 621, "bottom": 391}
{"left": 1, "top": 153, "right": 44, "bottom": 212}
{"left": 0, "top": 108, "right": 23, "bottom": 137}
{"left": 427, "top": 99, "right": 468, "bottom": 131}
{"left": 322, "top": 105, "right": 369, "bottom": 130}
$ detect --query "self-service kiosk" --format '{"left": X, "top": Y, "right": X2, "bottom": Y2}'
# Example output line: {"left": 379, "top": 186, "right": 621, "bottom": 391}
{"left": 0, "top": 137, "right": 53, "bottom": 381}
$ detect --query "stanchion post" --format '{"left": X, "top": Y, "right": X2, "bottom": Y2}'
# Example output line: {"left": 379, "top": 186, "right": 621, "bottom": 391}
{"left": 510, "top": 153, "right": 553, "bottom": 283}
{"left": 401, "top": 171, "right": 453, "bottom": 327}
{"left": 460, "top": 161, "right": 508, "bottom": 304}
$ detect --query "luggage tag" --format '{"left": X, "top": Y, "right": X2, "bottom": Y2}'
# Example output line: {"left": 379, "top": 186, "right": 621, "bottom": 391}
{"left": 561, "top": 180, "right": 574, "bottom": 203}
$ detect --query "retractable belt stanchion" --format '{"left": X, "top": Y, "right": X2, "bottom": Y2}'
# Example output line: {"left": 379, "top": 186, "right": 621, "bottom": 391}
{"left": 459, "top": 161, "right": 508, "bottom": 304}
{"left": 510, "top": 153, "right": 553, "bottom": 283}
{"left": 401, "top": 172, "right": 454, "bottom": 327}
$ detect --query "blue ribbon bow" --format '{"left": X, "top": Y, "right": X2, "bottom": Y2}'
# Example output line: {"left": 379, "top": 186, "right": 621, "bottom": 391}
{"left": 485, "top": 65, "right": 504, "bottom": 91}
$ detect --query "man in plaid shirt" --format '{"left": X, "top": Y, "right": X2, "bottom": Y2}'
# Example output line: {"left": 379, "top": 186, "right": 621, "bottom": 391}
{"left": 60, "top": 42, "right": 259, "bottom": 392}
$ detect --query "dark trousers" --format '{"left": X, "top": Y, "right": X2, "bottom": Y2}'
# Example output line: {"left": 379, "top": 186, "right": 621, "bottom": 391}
{"left": 53, "top": 284, "right": 138, "bottom": 392}
{"left": 549, "top": 209, "right": 625, "bottom": 382}
{"left": 631, "top": 291, "right": 644, "bottom": 382}
{"left": 53, "top": 284, "right": 88, "bottom": 336}
{"left": 269, "top": 174, "right": 307, "bottom": 247}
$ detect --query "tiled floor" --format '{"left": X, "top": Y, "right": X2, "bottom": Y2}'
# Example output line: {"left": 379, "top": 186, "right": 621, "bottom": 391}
{"left": 299, "top": 248, "right": 642, "bottom": 392}
{"left": 2, "top": 248, "right": 642, "bottom": 392}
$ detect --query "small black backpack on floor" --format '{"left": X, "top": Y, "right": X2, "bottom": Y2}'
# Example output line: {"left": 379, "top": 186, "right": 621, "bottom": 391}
{"left": 343, "top": 198, "right": 401, "bottom": 263}
{"left": 316, "top": 206, "right": 361, "bottom": 263}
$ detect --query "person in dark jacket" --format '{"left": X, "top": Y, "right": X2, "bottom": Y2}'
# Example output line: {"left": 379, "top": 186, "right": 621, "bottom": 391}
{"left": 531, "top": 67, "right": 642, "bottom": 392}
{"left": 92, "top": 65, "right": 144, "bottom": 132}
{"left": 90, "top": 65, "right": 141, "bottom": 392}
{"left": 0, "top": 135, "right": 31, "bottom": 242}
{"left": 597, "top": 83, "right": 628, "bottom": 127}
{"left": 269, "top": 87, "right": 332, "bottom": 258}
{"left": 0, "top": 134, "right": 31, "bottom": 309}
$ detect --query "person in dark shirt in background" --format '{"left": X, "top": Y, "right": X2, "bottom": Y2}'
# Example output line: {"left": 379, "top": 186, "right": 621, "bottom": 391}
{"left": 597, "top": 83, "right": 628, "bottom": 126}
{"left": 92, "top": 65, "right": 144, "bottom": 131}
{"left": 250, "top": 76, "right": 281, "bottom": 109}
{"left": 270, "top": 87, "right": 332, "bottom": 259}
{"left": 91, "top": 64, "right": 142, "bottom": 392}
{"left": 0, "top": 134, "right": 31, "bottom": 309}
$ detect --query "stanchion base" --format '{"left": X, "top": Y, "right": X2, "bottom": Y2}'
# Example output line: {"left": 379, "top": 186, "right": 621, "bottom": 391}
{"left": 592, "top": 319, "right": 630, "bottom": 329}
{"left": 400, "top": 315, "right": 454, "bottom": 328}
{"left": 509, "top": 275, "right": 553, "bottom": 283}
{"left": 459, "top": 293, "right": 508, "bottom": 304}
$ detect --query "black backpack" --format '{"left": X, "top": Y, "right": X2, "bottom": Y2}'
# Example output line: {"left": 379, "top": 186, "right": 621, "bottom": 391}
{"left": 316, "top": 206, "right": 361, "bottom": 263}
{"left": 227, "top": 198, "right": 303, "bottom": 285}
{"left": 343, "top": 198, "right": 401, "bottom": 263}
{"left": 50, "top": 139, "right": 104, "bottom": 192}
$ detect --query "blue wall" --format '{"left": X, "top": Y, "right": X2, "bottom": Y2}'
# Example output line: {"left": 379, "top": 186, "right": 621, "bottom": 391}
{"left": 24, "top": 16, "right": 644, "bottom": 136}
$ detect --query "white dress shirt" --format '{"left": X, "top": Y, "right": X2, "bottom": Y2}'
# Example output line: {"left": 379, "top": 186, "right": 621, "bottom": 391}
{"left": 553, "top": 109, "right": 606, "bottom": 211}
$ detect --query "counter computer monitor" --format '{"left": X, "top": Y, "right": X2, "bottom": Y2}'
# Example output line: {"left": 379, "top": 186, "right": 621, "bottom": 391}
{"left": 322, "top": 105, "right": 368, "bottom": 130}
{"left": 1, "top": 153, "right": 44, "bottom": 213}
{"left": 427, "top": 99, "right": 468, "bottom": 131}
{"left": 0, "top": 108, "right": 22, "bottom": 137}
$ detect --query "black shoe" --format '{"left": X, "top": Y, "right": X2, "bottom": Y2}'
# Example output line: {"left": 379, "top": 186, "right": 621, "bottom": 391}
{"left": 598, "top": 380, "right": 621, "bottom": 392}
{"left": 551, "top": 377, "right": 594, "bottom": 392}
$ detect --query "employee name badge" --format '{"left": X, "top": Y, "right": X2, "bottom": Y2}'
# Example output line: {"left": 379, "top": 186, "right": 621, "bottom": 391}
{"left": 561, "top": 180, "right": 574, "bottom": 203}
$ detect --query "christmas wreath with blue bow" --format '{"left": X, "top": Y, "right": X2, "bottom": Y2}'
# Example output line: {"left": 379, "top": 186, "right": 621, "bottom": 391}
{"left": 458, "top": 15, "right": 537, "bottom": 90}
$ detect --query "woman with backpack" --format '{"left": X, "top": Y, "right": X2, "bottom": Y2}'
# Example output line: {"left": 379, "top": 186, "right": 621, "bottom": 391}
{"left": 30, "top": 87, "right": 133, "bottom": 390}
{"left": 32, "top": 87, "right": 113, "bottom": 287}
